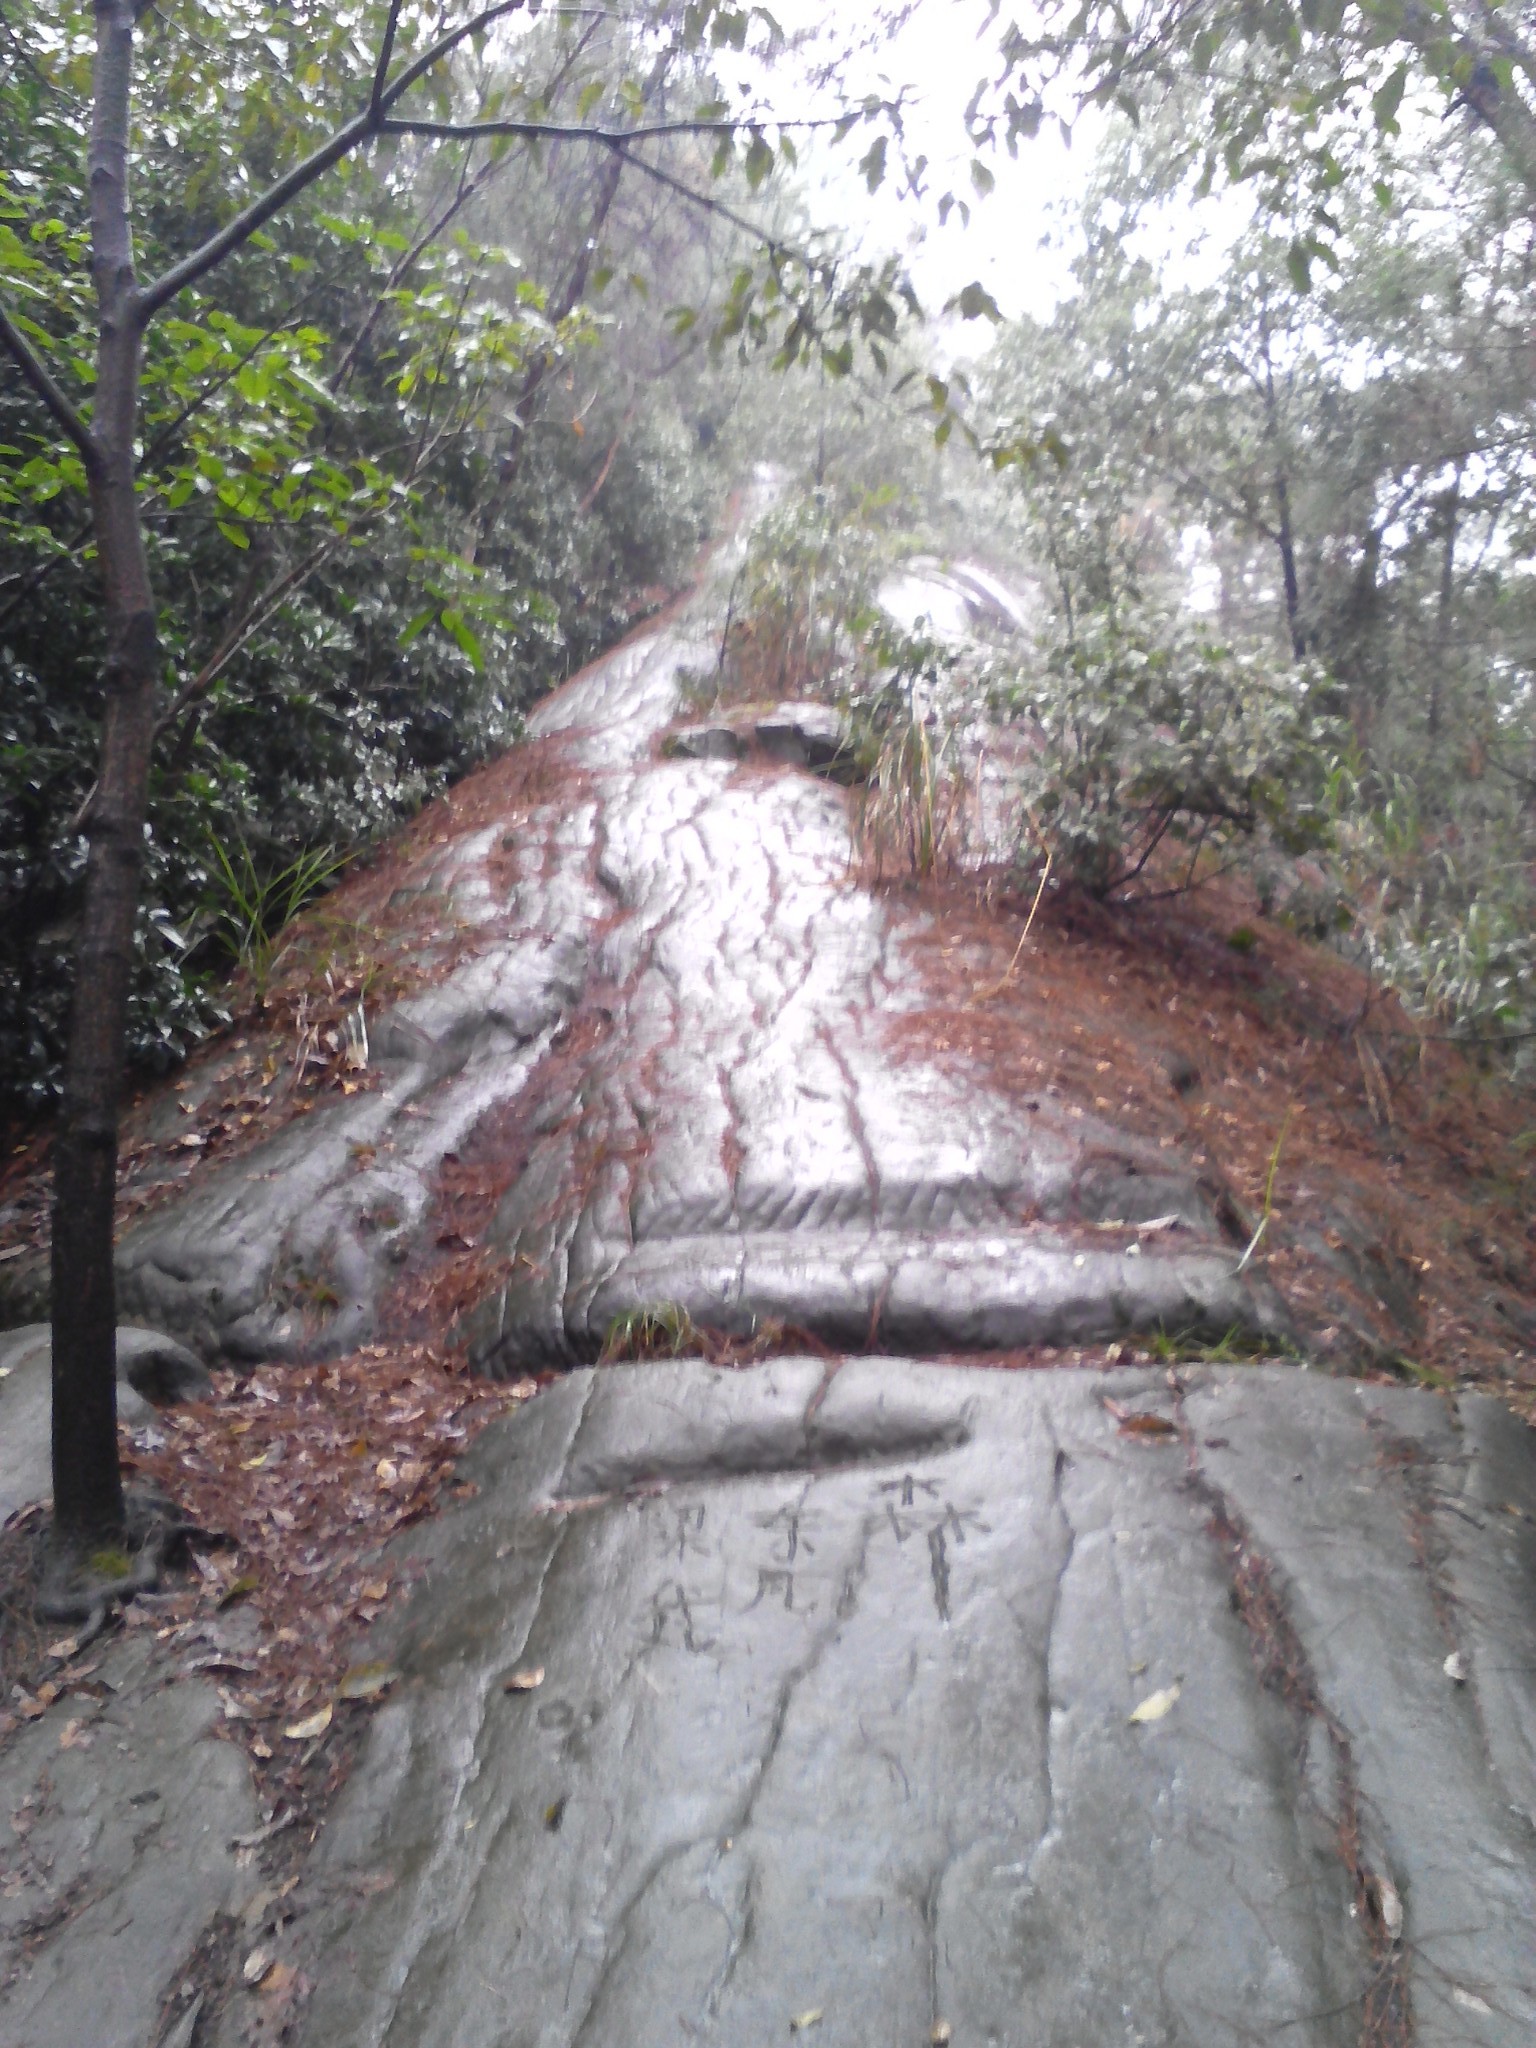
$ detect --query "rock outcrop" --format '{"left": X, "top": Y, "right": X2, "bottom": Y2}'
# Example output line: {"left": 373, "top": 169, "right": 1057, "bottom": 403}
{"left": 74, "top": 556, "right": 1289, "bottom": 1371}
{"left": 227, "top": 1358, "right": 1536, "bottom": 2048}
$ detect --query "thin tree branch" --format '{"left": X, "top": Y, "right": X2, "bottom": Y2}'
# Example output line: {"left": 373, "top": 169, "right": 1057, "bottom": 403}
{"left": 375, "top": 0, "right": 526, "bottom": 107}
{"left": 370, "top": 0, "right": 404, "bottom": 123}
{"left": 137, "top": 0, "right": 529, "bottom": 321}
{"left": 606, "top": 142, "right": 815, "bottom": 266}
{"left": 0, "top": 298, "right": 99, "bottom": 465}
{"left": 331, "top": 149, "right": 500, "bottom": 396}
{"left": 379, "top": 113, "right": 828, "bottom": 142}
{"left": 136, "top": 110, "right": 379, "bottom": 321}
{"left": 578, "top": 402, "right": 635, "bottom": 512}
{"left": 153, "top": 535, "right": 343, "bottom": 736}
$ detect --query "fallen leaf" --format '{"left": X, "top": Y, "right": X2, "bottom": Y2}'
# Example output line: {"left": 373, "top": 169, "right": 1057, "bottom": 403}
{"left": 260, "top": 1962, "right": 296, "bottom": 1998}
{"left": 789, "top": 2011, "right": 823, "bottom": 2033}
{"left": 931, "top": 2025, "right": 952, "bottom": 2046}
{"left": 243, "top": 1946, "right": 274, "bottom": 1987}
{"left": 1117, "top": 1413, "right": 1178, "bottom": 1440}
{"left": 240, "top": 1449, "right": 274, "bottom": 1471}
{"left": 1129, "top": 1681, "right": 1182, "bottom": 1725}
{"left": 503, "top": 1667, "right": 545, "bottom": 1693}
{"left": 232, "top": 1810, "right": 297, "bottom": 1850}
{"left": 1451, "top": 1986, "right": 1493, "bottom": 2016}
{"left": 45, "top": 1635, "right": 79, "bottom": 1661}
{"left": 283, "top": 1704, "right": 333, "bottom": 1741}
{"left": 217, "top": 1573, "right": 261, "bottom": 1608}
{"left": 375, "top": 1458, "right": 398, "bottom": 1483}
{"left": 1443, "top": 1650, "right": 1468, "bottom": 1684}
{"left": 360, "top": 1578, "right": 390, "bottom": 1603}
{"left": 1376, "top": 1876, "right": 1404, "bottom": 1942}
{"left": 58, "top": 1718, "right": 93, "bottom": 1750}
{"left": 339, "top": 1663, "right": 399, "bottom": 1702}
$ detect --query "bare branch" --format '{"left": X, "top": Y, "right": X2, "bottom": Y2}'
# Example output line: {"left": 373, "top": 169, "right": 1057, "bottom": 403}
{"left": 604, "top": 143, "right": 816, "bottom": 267}
{"left": 136, "top": 110, "right": 377, "bottom": 322}
{"left": 138, "top": 0, "right": 529, "bottom": 321}
{"left": 0, "top": 298, "right": 99, "bottom": 466}
{"left": 370, "top": 0, "right": 404, "bottom": 122}
{"left": 379, "top": 114, "right": 834, "bottom": 143}
{"left": 374, "top": 0, "right": 528, "bottom": 108}
{"left": 154, "top": 535, "right": 343, "bottom": 736}
{"left": 331, "top": 150, "right": 503, "bottom": 396}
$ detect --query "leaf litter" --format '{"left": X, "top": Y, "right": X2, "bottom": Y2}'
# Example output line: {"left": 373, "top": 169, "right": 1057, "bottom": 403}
{"left": 105, "top": 1340, "right": 537, "bottom": 1775}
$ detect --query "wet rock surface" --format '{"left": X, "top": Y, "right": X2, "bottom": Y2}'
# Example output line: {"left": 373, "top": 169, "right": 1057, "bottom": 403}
{"left": 79, "top": 561, "right": 1287, "bottom": 1370}
{"left": 3, "top": 541, "right": 1535, "bottom": 2046}
{"left": 0, "top": 1323, "right": 211, "bottom": 1524}
{"left": 0, "top": 1629, "right": 259, "bottom": 2048}
{"left": 215, "top": 1359, "right": 1536, "bottom": 2048}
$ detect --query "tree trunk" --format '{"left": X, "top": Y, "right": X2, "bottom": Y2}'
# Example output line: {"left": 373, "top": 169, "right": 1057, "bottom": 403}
{"left": 50, "top": 0, "right": 159, "bottom": 1549}
{"left": 1257, "top": 297, "right": 1305, "bottom": 660}
{"left": 1429, "top": 466, "right": 1462, "bottom": 741}
{"left": 473, "top": 143, "right": 628, "bottom": 558}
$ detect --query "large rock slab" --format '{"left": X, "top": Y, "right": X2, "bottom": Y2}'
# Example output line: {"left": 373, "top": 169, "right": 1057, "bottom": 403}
{"left": 0, "top": 1630, "right": 260, "bottom": 2048}
{"left": 234, "top": 1359, "right": 1536, "bottom": 2048}
{"left": 58, "top": 531, "right": 1286, "bottom": 1370}
{"left": 0, "top": 1322, "right": 212, "bottom": 1524}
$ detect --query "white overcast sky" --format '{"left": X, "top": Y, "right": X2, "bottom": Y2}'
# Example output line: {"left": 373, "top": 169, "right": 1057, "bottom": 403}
{"left": 701, "top": 0, "right": 1253, "bottom": 353}
{"left": 740, "top": 0, "right": 1104, "bottom": 324}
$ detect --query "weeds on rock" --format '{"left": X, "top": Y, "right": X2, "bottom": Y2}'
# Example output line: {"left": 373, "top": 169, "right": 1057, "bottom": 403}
{"left": 1145, "top": 1323, "right": 1288, "bottom": 1367}
{"left": 600, "top": 1304, "right": 701, "bottom": 1362}
{"left": 204, "top": 833, "right": 352, "bottom": 999}
{"left": 598, "top": 1307, "right": 833, "bottom": 1368}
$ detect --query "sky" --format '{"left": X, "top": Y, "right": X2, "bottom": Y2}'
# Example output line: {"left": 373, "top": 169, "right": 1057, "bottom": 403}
{"left": 715, "top": 0, "right": 1097, "bottom": 325}
{"left": 717, "top": 0, "right": 1250, "bottom": 344}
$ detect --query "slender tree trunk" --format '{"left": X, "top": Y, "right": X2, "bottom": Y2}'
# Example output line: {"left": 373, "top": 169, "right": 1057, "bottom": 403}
{"left": 1429, "top": 464, "right": 1462, "bottom": 742}
{"left": 1271, "top": 468, "right": 1304, "bottom": 661}
{"left": 1257, "top": 297, "right": 1305, "bottom": 660}
{"left": 50, "top": 0, "right": 159, "bottom": 1549}
{"left": 473, "top": 144, "right": 627, "bottom": 558}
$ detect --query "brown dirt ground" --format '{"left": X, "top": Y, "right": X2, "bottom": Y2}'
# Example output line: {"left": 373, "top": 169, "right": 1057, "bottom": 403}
{"left": 876, "top": 860, "right": 1536, "bottom": 1409}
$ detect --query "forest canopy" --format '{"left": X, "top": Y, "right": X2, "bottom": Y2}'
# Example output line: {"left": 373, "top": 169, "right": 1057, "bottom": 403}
{"left": 2, "top": 0, "right": 1534, "bottom": 1117}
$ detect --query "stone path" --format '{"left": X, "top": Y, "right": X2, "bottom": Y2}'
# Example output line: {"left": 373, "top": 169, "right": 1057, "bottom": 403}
{"left": 105, "top": 540, "right": 1285, "bottom": 1370}
{"left": 231, "top": 1360, "right": 1536, "bottom": 2048}
{"left": 2, "top": 536, "right": 1535, "bottom": 2046}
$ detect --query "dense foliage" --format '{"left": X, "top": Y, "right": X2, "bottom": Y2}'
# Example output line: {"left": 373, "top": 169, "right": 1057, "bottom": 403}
{"left": 979, "top": 106, "right": 1536, "bottom": 1053}
{"left": 0, "top": 1, "right": 744, "bottom": 1111}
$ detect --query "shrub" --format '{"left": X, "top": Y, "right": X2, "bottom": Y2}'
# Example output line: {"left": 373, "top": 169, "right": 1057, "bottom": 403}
{"left": 997, "top": 606, "right": 1339, "bottom": 899}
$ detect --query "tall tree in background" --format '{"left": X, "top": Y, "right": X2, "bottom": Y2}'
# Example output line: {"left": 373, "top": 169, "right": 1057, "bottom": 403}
{"left": 981, "top": 99, "right": 1536, "bottom": 1053}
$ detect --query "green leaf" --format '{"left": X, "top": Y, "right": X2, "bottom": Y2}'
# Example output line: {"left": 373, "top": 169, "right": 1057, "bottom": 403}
{"left": 216, "top": 520, "right": 250, "bottom": 549}
{"left": 951, "top": 281, "right": 1002, "bottom": 322}
{"left": 859, "top": 135, "right": 887, "bottom": 193}
{"left": 577, "top": 79, "right": 605, "bottom": 119}
{"left": 1285, "top": 240, "right": 1312, "bottom": 294}
{"left": 744, "top": 132, "right": 774, "bottom": 190}
{"left": 1371, "top": 62, "right": 1408, "bottom": 133}
{"left": 438, "top": 607, "right": 484, "bottom": 669}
